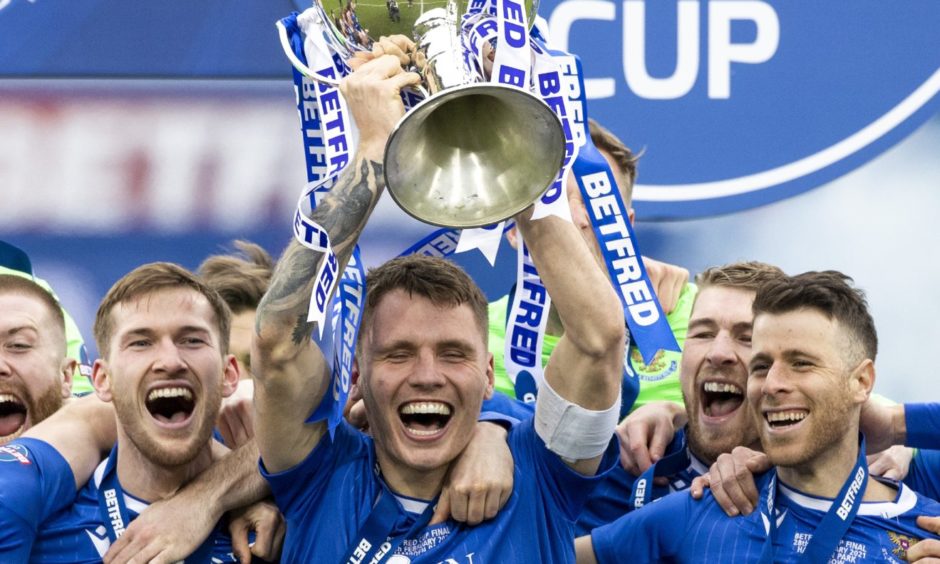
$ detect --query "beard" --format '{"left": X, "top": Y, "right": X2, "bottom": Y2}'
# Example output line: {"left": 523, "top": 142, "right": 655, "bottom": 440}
{"left": 760, "top": 381, "right": 854, "bottom": 468}
{"left": 0, "top": 381, "right": 65, "bottom": 446}
{"left": 28, "top": 382, "right": 66, "bottom": 426}
{"left": 112, "top": 384, "right": 222, "bottom": 468}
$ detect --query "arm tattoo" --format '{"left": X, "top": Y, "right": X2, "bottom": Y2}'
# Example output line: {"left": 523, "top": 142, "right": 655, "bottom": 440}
{"left": 257, "top": 158, "right": 384, "bottom": 345}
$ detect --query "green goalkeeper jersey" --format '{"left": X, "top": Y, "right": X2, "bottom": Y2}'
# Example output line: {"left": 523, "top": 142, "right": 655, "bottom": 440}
{"left": 488, "top": 282, "right": 696, "bottom": 412}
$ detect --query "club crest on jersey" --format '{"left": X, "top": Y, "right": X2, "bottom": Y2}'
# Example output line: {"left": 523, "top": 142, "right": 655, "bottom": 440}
{"left": 888, "top": 531, "right": 919, "bottom": 560}
{"left": 0, "top": 444, "right": 31, "bottom": 464}
{"left": 629, "top": 348, "right": 677, "bottom": 382}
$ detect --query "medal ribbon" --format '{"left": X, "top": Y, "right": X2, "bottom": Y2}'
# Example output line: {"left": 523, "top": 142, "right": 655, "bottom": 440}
{"left": 628, "top": 429, "right": 691, "bottom": 509}
{"left": 758, "top": 435, "right": 869, "bottom": 563}
{"left": 97, "top": 446, "right": 215, "bottom": 563}
{"left": 339, "top": 472, "right": 437, "bottom": 564}
{"left": 281, "top": 12, "right": 365, "bottom": 437}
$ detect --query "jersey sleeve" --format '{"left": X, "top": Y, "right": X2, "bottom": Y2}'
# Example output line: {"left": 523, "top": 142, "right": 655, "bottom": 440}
{"left": 904, "top": 448, "right": 940, "bottom": 501}
{"left": 0, "top": 438, "right": 77, "bottom": 557}
{"left": 259, "top": 421, "right": 370, "bottom": 519}
{"left": 480, "top": 392, "right": 535, "bottom": 427}
{"left": 510, "top": 418, "right": 619, "bottom": 521}
{"left": 905, "top": 403, "right": 940, "bottom": 449}
{"left": 590, "top": 488, "right": 693, "bottom": 564}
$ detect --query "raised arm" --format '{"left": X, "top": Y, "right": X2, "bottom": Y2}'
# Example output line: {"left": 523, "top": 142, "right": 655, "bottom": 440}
{"left": 252, "top": 54, "right": 420, "bottom": 473}
{"left": 515, "top": 210, "right": 624, "bottom": 475}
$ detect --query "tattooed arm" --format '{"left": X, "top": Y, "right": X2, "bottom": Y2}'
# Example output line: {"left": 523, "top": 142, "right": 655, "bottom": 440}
{"left": 252, "top": 54, "right": 420, "bottom": 473}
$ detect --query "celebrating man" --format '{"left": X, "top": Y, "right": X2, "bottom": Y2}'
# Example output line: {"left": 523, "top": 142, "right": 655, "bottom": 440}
{"left": 252, "top": 46, "right": 623, "bottom": 561}
{"left": 0, "top": 275, "right": 75, "bottom": 445}
{"left": 577, "top": 261, "right": 783, "bottom": 532}
{"left": 579, "top": 271, "right": 940, "bottom": 563}
{"left": 0, "top": 263, "right": 274, "bottom": 562}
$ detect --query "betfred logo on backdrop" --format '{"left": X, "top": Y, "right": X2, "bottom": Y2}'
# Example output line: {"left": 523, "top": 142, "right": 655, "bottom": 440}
{"left": 544, "top": 0, "right": 940, "bottom": 218}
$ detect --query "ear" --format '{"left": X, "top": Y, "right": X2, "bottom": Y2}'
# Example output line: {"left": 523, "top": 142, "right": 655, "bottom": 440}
{"left": 505, "top": 225, "right": 520, "bottom": 250}
{"left": 483, "top": 352, "right": 495, "bottom": 400}
{"left": 92, "top": 359, "right": 113, "bottom": 403}
{"left": 220, "top": 354, "right": 241, "bottom": 398}
{"left": 628, "top": 207, "right": 636, "bottom": 225}
{"left": 351, "top": 357, "right": 360, "bottom": 387}
{"left": 849, "top": 358, "right": 875, "bottom": 404}
{"left": 58, "top": 358, "right": 77, "bottom": 399}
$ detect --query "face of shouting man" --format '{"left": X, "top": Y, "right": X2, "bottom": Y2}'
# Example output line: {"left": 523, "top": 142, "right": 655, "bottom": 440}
{"left": 0, "top": 277, "right": 74, "bottom": 445}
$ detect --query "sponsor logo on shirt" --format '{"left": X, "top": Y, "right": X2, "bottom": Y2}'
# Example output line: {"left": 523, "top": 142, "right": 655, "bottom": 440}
{"left": 0, "top": 444, "right": 31, "bottom": 464}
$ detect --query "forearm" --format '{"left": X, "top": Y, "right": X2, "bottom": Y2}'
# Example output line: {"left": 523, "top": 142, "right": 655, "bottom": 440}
{"left": 176, "top": 440, "right": 270, "bottom": 520}
{"left": 23, "top": 395, "right": 116, "bottom": 489}
{"left": 253, "top": 156, "right": 385, "bottom": 378}
{"left": 515, "top": 213, "right": 623, "bottom": 406}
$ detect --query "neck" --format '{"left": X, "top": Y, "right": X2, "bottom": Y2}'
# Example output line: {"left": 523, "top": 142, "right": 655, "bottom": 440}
{"left": 776, "top": 430, "right": 861, "bottom": 499}
{"left": 375, "top": 451, "right": 448, "bottom": 501}
{"left": 114, "top": 428, "right": 215, "bottom": 502}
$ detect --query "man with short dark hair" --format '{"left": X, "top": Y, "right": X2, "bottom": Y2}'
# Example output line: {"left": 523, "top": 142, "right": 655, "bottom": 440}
{"left": 579, "top": 271, "right": 940, "bottom": 563}
{"left": 253, "top": 43, "right": 624, "bottom": 562}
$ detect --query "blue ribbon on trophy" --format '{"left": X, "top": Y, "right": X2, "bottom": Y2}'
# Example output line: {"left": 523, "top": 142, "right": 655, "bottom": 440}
{"left": 279, "top": 11, "right": 366, "bottom": 437}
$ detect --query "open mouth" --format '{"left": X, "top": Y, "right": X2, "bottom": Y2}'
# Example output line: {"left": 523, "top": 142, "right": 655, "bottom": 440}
{"left": 0, "top": 393, "right": 27, "bottom": 440}
{"left": 701, "top": 381, "right": 744, "bottom": 418}
{"left": 398, "top": 401, "right": 452, "bottom": 438}
{"left": 764, "top": 410, "right": 808, "bottom": 430}
{"left": 145, "top": 386, "right": 196, "bottom": 426}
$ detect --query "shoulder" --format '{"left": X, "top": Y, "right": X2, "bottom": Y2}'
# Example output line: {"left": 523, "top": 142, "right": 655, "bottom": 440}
{"left": 261, "top": 421, "right": 373, "bottom": 513}
{"left": 0, "top": 438, "right": 76, "bottom": 530}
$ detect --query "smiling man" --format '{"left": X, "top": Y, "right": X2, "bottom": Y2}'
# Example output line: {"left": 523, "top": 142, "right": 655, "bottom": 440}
{"left": 0, "top": 263, "right": 248, "bottom": 562}
{"left": 576, "top": 261, "right": 782, "bottom": 533}
{"left": 579, "top": 271, "right": 940, "bottom": 563}
{"left": 0, "top": 275, "right": 75, "bottom": 445}
{"left": 252, "top": 48, "right": 623, "bottom": 562}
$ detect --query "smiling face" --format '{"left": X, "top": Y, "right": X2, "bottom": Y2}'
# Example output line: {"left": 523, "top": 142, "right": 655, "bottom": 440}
{"left": 0, "top": 292, "right": 72, "bottom": 444}
{"left": 681, "top": 286, "right": 760, "bottom": 464}
{"left": 93, "top": 288, "right": 238, "bottom": 467}
{"left": 358, "top": 289, "right": 494, "bottom": 494}
{"left": 747, "top": 309, "right": 865, "bottom": 468}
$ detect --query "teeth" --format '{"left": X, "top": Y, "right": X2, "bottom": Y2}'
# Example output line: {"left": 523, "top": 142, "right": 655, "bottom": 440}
{"left": 406, "top": 428, "right": 442, "bottom": 437}
{"left": 400, "top": 402, "right": 451, "bottom": 416}
{"left": 703, "top": 382, "right": 743, "bottom": 395}
{"left": 147, "top": 387, "right": 193, "bottom": 402}
{"left": 0, "top": 394, "right": 19, "bottom": 404}
{"left": 767, "top": 411, "right": 807, "bottom": 423}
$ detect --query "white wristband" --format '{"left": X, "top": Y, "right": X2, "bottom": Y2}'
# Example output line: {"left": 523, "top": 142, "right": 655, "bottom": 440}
{"left": 535, "top": 378, "right": 619, "bottom": 461}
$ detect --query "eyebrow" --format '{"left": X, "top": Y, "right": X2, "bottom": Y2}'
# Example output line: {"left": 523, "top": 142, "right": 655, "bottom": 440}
{"left": 3, "top": 325, "right": 39, "bottom": 337}
{"left": 688, "top": 319, "right": 752, "bottom": 332}
{"left": 120, "top": 326, "right": 212, "bottom": 340}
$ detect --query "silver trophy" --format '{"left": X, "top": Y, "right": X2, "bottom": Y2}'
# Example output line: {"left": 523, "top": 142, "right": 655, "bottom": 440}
{"left": 285, "top": 0, "right": 566, "bottom": 228}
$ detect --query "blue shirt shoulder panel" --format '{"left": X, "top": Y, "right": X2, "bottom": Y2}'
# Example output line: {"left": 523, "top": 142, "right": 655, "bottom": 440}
{"left": 0, "top": 438, "right": 76, "bottom": 558}
{"left": 905, "top": 449, "right": 940, "bottom": 501}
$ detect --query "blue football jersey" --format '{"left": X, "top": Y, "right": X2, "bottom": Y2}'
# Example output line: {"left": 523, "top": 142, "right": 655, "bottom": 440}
{"left": 30, "top": 452, "right": 239, "bottom": 563}
{"left": 592, "top": 471, "right": 940, "bottom": 563}
{"left": 905, "top": 448, "right": 940, "bottom": 502}
{"left": 906, "top": 403, "right": 940, "bottom": 450}
{"left": 576, "top": 440, "right": 707, "bottom": 535}
{"left": 262, "top": 418, "right": 617, "bottom": 563}
{"left": 0, "top": 439, "right": 78, "bottom": 561}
